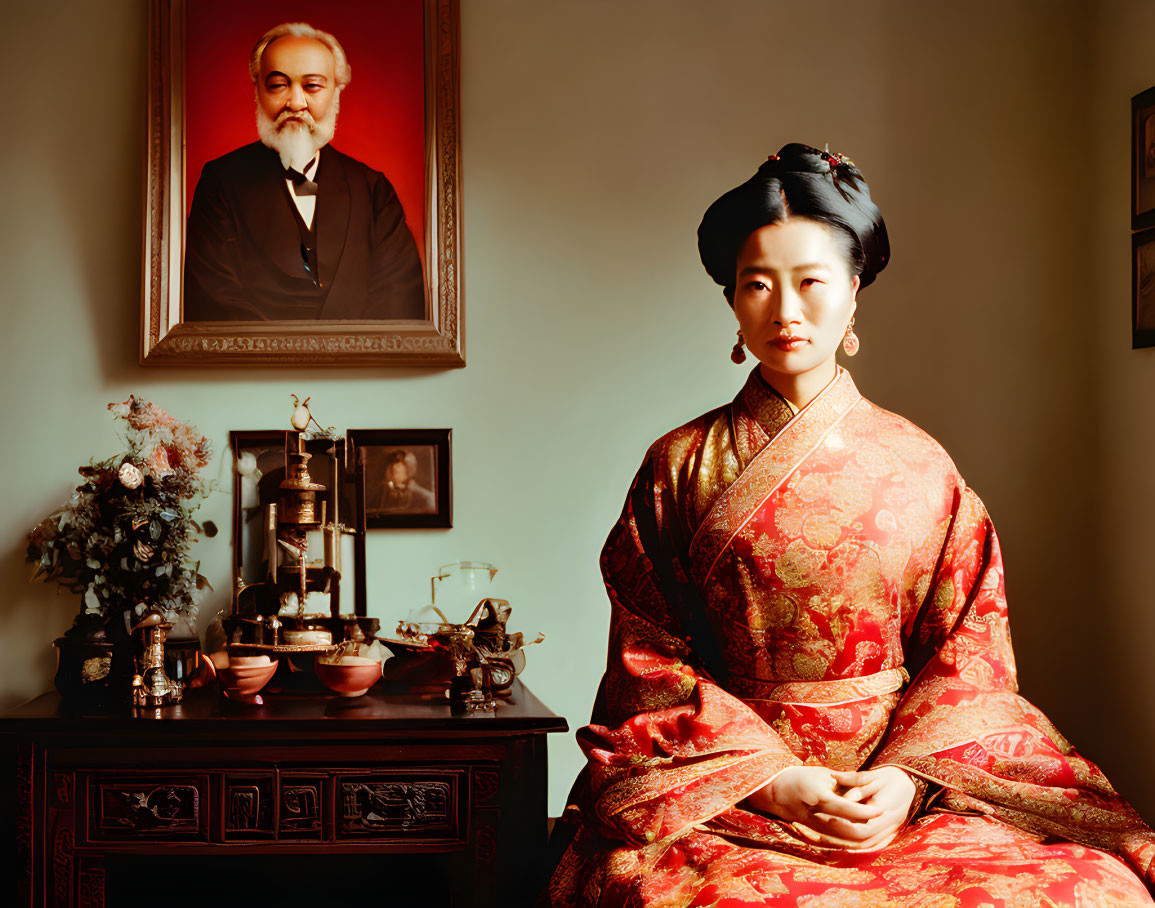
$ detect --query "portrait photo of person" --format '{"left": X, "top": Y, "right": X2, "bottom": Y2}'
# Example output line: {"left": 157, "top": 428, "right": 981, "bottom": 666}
{"left": 365, "top": 446, "right": 437, "bottom": 515}
{"left": 349, "top": 429, "right": 452, "bottom": 529}
{"left": 182, "top": 6, "right": 426, "bottom": 322}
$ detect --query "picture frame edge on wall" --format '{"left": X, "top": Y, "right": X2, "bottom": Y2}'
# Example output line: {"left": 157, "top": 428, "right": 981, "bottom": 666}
{"left": 141, "top": 0, "right": 464, "bottom": 367}
{"left": 1131, "top": 84, "right": 1155, "bottom": 231}
{"left": 1132, "top": 226, "right": 1155, "bottom": 349}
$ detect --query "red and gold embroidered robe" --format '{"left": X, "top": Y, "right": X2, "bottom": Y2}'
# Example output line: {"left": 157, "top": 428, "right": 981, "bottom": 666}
{"left": 544, "top": 367, "right": 1155, "bottom": 907}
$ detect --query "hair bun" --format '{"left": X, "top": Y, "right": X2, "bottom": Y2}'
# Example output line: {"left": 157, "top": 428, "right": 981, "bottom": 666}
{"left": 698, "top": 142, "right": 889, "bottom": 293}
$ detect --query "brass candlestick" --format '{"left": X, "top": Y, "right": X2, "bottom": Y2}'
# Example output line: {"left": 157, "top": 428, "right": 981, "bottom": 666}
{"left": 131, "top": 609, "right": 183, "bottom": 711}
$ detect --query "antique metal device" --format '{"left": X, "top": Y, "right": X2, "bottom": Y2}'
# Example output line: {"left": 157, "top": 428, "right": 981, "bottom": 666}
{"left": 383, "top": 563, "right": 543, "bottom": 707}
{"left": 270, "top": 432, "right": 330, "bottom": 627}
{"left": 131, "top": 609, "right": 182, "bottom": 710}
{"left": 225, "top": 398, "right": 377, "bottom": 671}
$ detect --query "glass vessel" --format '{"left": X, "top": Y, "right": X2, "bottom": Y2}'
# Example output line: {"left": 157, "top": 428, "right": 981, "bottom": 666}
{"left": 430, "top": 561, "right": 499, "bottom": 621}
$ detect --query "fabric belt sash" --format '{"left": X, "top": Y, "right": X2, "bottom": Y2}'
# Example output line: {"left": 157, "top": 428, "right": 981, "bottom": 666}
{"left": 732, "top": 667, "right": 909, "bottom": 706}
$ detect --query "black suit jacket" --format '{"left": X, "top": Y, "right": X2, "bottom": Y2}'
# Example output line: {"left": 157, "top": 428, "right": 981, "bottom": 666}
{"left": 183, "top": 142, "right": 425, "bottom": 321}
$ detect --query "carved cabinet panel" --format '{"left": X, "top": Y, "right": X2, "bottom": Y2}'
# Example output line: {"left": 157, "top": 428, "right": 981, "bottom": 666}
{"left": 85, "top": 773, "right": 208, "bottom": 843}
{"left": 224, "top": 773, "right": 276, "bottom": 840}
{"left": 65, "top": 766, "right": 475, "bottom": 848}
{"left": 337, "top": 771, "right": 461, "bottom": 841}
{"left": 279, "top": 774, "right": 325, "bottom": 839}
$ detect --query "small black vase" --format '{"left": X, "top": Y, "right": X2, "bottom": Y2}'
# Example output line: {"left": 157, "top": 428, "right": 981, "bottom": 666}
{"left": 53, "top": 611, "right": 135, "bottom": 709}
{"left": 53, "top": 613, "right": 115, "bottom": 706}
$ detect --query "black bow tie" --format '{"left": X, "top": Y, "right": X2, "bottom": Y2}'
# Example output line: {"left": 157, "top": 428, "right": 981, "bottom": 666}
{"left": 286, "top": 168, "right": 318, "bottom": 197}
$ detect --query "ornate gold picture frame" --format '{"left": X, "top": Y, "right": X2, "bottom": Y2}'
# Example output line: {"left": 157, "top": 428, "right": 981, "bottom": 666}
{"left": 142, "top": 0, "right": 463, "bottom": 366}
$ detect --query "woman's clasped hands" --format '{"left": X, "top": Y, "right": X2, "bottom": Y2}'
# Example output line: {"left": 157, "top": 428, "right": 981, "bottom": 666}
{"left": 749, "top": 765, "right": 918, "bottom": 851}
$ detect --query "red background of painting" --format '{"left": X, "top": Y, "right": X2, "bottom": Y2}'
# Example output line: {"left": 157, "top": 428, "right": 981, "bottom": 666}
{"left": 184, "top": 0, "right": 426, "bottom": 251}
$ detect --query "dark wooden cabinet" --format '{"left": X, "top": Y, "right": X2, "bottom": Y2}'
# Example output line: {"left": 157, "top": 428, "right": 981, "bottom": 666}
{"left": 0, "top": 682, "right": 567, "bottom": 907}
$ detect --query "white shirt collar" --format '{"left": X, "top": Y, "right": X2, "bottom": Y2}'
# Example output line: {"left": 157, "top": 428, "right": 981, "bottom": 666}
{"left": 284, "top": 151, "right": 320, "bottom": 180}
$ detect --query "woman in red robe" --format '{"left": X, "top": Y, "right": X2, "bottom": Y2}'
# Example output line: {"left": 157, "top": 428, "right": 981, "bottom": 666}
{"left": 542, "top": 144, "right": 1155, "bottom": 906}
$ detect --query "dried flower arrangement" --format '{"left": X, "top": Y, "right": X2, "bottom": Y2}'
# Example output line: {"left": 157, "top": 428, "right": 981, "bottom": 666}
{"left": 27, "top": 396, "right": 215, "bottom": 631}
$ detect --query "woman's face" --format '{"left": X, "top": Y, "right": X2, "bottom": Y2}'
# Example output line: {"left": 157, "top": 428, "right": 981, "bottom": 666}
{"left": 732, "top": 219, "right": 860, "bottom": 384}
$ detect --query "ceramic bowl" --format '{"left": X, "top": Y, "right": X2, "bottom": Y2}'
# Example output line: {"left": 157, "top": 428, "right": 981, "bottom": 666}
{"left": 212, "top": 654, "right": 278, "bottom": 705}
{"left": 315, "top": 655, "right": 382, "bottom": 698}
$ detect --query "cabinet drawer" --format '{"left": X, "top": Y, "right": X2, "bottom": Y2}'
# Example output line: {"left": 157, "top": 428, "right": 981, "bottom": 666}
{"left": 84, "top": 772, "right": 209, "bottom": 843}
{"left": 336, "top": 770, "right": 464, "bottom": 844}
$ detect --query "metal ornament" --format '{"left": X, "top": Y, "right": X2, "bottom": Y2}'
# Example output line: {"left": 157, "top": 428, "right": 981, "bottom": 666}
{"left": 731, "top": 330, "right": 747, "bottom": 364}
{"left": 843, "top": 319, "right": 860, "bottom": 357}
{"left": 132, "top": 609, "right": 183, "bottom": 711}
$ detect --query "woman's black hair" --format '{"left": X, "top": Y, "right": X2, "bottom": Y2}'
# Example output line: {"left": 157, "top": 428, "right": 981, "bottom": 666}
{"left": 697, "top": 143, "right": 890, "bottom": 301}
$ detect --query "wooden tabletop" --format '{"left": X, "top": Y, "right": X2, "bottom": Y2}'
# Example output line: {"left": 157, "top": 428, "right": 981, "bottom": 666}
{"left": 0, "top": 680, "right": 568, "bottom": 740}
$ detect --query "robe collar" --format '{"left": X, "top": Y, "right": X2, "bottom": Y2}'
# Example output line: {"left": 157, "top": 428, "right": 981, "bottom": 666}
{"left": 733, "top": 366, "right": 859, "bottom": 469}
{"left": 737, "top": 367, "right": 796, "bottom": 439}
{"left": 695, "top": 365, "right": 863, "bottom": 581}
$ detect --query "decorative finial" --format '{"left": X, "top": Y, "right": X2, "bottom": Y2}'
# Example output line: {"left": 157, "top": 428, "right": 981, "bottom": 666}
{"left": 288, "top": 395, "right": 337, "bottom": 437}
{"left": 290, "top": 395, "right": 312, "bottom": 431}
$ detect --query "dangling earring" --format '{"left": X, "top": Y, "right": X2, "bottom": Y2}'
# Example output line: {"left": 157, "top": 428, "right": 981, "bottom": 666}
{"left": 842, "top": 318, "right": 860, "bottom": 357}
{"left": 731, "top": 329, "right": 747, "bottom": 364}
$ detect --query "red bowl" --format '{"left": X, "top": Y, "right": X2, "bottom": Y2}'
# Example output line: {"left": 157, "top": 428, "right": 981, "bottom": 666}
{"left": 315, "top": 656, "right": 382, "bottom": 697}
{"left": 215, "top": 655, "right": 278, "bottom": 706}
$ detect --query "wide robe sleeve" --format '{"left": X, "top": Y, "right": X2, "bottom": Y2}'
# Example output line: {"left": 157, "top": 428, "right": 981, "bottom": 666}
{"left": 575, "top": 450, "right": 801, "bottom": 846}
{"left": 874, "top": 483, "right": 1155, "bottom": 885}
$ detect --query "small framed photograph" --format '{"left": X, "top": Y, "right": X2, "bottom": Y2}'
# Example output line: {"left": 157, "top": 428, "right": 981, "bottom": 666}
{"left": 1133, "top": 86, "right": 1155, "bottom": 229}
{"left": 142, "top": 0, "right": 462, "bottom": 366}
{"left": 1133, "top": 228, "right": 1155, "bottom": 348}
{"left": 349, "top": 429, "right": 452, "bottom": 529}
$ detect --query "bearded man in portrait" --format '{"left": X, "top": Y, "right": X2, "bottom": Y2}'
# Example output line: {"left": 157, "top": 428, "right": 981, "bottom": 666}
{"left": 183, "top": 21, "right": 425, "bottom": 322}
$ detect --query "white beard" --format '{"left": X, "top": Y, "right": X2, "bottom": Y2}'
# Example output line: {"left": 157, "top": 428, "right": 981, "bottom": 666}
{"left": 256, "top": 92, "right": 340, "bottom": 172}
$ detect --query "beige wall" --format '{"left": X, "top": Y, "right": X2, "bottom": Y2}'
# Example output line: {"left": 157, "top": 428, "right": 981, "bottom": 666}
{"left": 3, "top": 0, "right": 1150, "bottom": 820}
{"left": 1088, "top": 0, "right": 1155, "bottom": 820}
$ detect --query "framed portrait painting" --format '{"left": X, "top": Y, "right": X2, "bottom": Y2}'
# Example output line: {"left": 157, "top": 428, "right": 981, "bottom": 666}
{"left": 143, "top": 0, "right": 463, "bottom": 366}
{"left": 1133, "top": 85, "right": 1155, "bottom": 230}
{"left": 349, "top": 429, "right": 452, "bottom": 529}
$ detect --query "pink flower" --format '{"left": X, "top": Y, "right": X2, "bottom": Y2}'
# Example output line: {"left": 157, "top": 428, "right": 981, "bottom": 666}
{"left": 170, "top": 425, "right": 211, "bottom": 471}
{"left": 147, "top": 445, "right": 172, "bottom": 478}
{"left": 108, "top": 396, "right": 178, "bottom": 432}
{"left": 107, "top": 395, "right": 211, "bottom": 492}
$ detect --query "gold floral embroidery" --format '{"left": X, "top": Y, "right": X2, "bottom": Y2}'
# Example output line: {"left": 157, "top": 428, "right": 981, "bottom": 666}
{"left": 545, "top": 372, "right": 1155, "bottom": 908}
